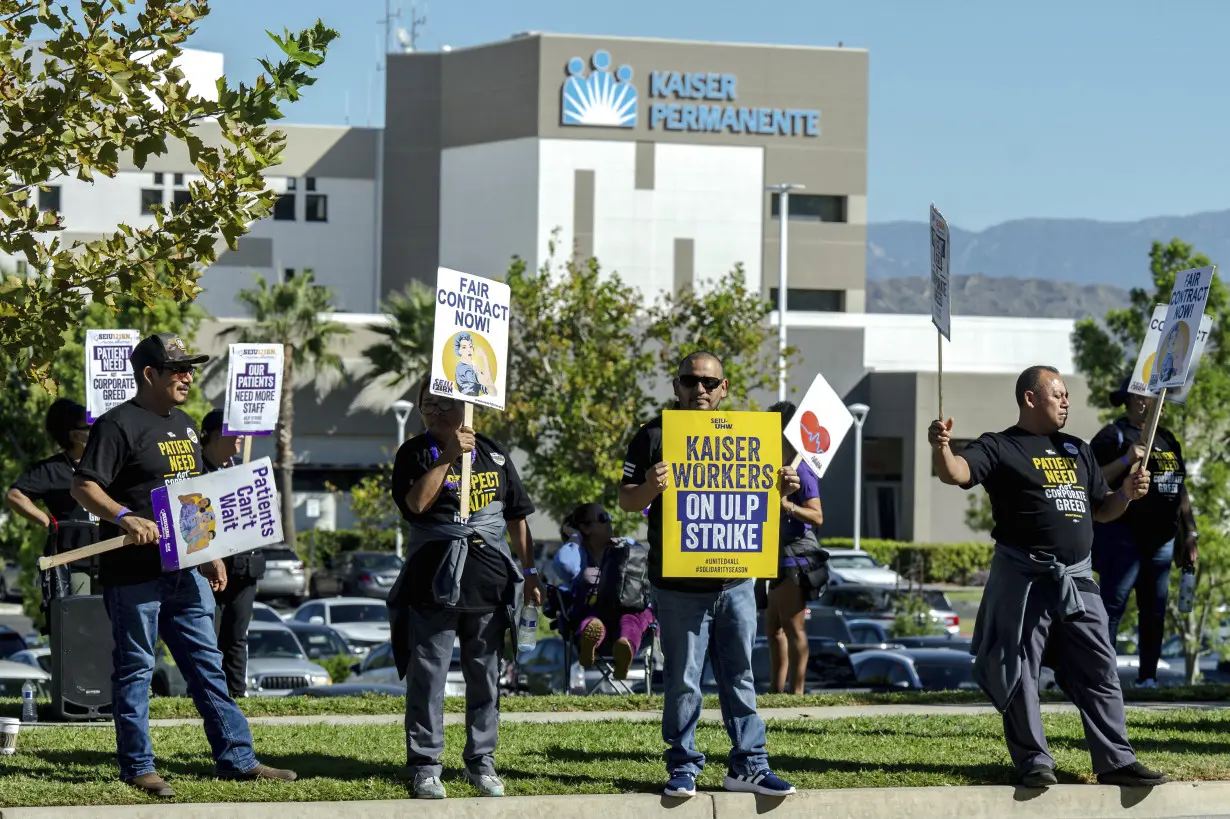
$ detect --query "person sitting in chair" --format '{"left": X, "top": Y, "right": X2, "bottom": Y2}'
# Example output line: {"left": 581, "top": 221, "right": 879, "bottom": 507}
{"left": 551, "top": 503, "right": 654, "bottom": 680}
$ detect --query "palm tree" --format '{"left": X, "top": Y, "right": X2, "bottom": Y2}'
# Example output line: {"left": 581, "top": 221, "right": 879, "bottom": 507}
{"left": 222, "top": 272, "right": 350, "bottom": 550}
{"left": 360, "top": 281, "right": 435, "bottom": 398}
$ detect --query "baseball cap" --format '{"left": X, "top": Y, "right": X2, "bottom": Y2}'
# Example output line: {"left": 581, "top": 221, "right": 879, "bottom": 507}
{"left": 1108, "top": 376, "right": 1133, "bottom": 407}
{"left": 201, "top": 409, "right": 225, "bottom": 434}
{"left": 129, "top": 332, "right": 210, "bottom": 373}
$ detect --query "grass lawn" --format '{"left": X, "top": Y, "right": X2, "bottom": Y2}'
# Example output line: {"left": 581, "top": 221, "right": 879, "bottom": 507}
{"left": 945, "top": 589, "right": 984, "bottom": 604}
{"left": 1, "top": 711, "right": 1227, "bottom": 807}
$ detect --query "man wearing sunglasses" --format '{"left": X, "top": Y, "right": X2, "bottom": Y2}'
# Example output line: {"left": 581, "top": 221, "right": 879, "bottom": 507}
{"left": 72, "top": 333, "right": 295, "bottom": 797}
{"left": 620, "top": 351, "right": 800, "bottom": 799}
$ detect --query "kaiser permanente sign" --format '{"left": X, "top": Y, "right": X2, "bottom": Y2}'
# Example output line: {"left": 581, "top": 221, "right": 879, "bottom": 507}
{"left": 647, "top": 71, "right": 821, "bottom": 137}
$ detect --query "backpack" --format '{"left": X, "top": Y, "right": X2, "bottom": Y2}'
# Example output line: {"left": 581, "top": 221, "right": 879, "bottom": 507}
{"left": 596, "top": 539, "right": 651, "bottom": 612}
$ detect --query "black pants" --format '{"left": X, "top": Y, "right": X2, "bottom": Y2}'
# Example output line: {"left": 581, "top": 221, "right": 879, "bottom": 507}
{"left": 213, "top": 574, "right": 258, "bottom": 698}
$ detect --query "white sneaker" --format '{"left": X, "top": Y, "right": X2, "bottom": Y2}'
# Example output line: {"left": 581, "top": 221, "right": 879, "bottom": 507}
{"left": 413, "top": 773, "right": 447, "bottom": 799}
{"left": 1133, "top": 678, "right": 1159, "bottom": 690}
{"left": 466, "top": 771, "right": 505, "bottom": 797}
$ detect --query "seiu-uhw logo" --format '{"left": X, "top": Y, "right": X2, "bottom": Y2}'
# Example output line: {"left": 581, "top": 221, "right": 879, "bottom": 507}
{"left": 711, "top": 418, "right": 733, "bottom": 430}
{"left": 561, "top": 50, "right": 638, "bottom": 128}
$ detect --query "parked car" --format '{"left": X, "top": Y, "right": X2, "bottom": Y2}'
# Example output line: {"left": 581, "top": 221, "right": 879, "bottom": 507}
{"left": 798, "top": 608, "right": 903, "bottom": 653}
{"left": 348, "top": 641, "right": 467, "bottom": 697}
{"left": 852, "top": 648, "right": 979, "bottom": 691}
{"left": 750, "top": 636, "right": 859, "bottom": 692}
{"left": 8, "top": 647, "right": 51, "bottom": 674}
{"left": 0, "top": 658, "right": 50, "bottom": 698}
{"left": 514, "top": 636, "right": 650, "bottom": 695}
{"left": 0, "top": 625, "right": 27, "bottom": 659}
{"left": 817, "top": 584, "right": 960, "bottom": 636}
{"left": 251, "top": 601, "right": 285, "bottom": 624}
{"left": 245, "top": 622, "right": 332, "bottom": 696}
{"left": 891, "top": 634, "right": 973, "bottom": 652}
{"left": 309, "top": 552, "right": 404, "bottom": 600}
{"left": 292, "top": 597, "right": 391, "bottom": 655}
{"left": 256, "top": 546, "right": 307, "bottom": 605}
{"left": 824, "top": 549, "right": 906, "bottom": 587}
{"left": 0, "top": 560, "right": 22, "bottom": 602}
{"left": 283, "top": 621, "right": 355, "bottom": 662}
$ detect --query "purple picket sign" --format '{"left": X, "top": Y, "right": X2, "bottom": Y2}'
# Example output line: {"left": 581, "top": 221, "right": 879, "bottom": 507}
{"left": 220, "top": 425, "right": 273, "bottom": 437}
{"left": 151, "top": 486, "right": 181, "bottom": 572}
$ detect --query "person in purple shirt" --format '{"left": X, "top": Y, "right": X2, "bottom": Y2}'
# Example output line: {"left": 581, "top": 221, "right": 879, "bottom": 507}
{"left": 765, "top": 401, "right": 828, "bottom": 695}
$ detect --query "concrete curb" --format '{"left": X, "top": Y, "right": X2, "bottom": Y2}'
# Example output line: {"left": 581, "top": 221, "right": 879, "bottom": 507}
{"left": 26, "top": 701, "right": 1228, "bottom": 730}
{"left": 3, "top": 783, "right": 1229, "bottom": 819}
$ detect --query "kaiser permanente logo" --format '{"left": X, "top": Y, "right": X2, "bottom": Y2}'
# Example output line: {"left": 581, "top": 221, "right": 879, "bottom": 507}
{"left": 561, "top": 49, "right": 820, "bottom": 137}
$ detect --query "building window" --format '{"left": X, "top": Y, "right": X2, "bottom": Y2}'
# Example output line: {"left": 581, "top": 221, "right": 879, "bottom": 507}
{"left": 770, "top": 193, "right": 848, "bottom": 223}
{"left": 172, "top": 189, "right": 192, "bottom": 209}
{"left": 173, "top": 173, "right": 184, "bottom": 187}
{"left": 38, "top": 186, "right": 61, "bottom": 212}
{"left": 305, "top": 177, "right": 316, "bottom": 192}
{"left": 284, "top": 268, "right": 296, "bottom": 280}
{"left": 153, "top": 172, "right": 164, "bottom": 185}
{"left": 305, "top": 194, "right": 328, "bottom": 223}
{"left": 273, "top": 194, "right": 295, "bottom": 221}
{"left": 768, "top": 288, "right": 844, "bottom": 312}
{"left": 15, "top": 260, "right": 28, "bottom": 276}
{"left": 140, "top": 188, "right": 163, "bottom": 215}
{"left": 287, "top": 178, "right": 297, "bottom": 191}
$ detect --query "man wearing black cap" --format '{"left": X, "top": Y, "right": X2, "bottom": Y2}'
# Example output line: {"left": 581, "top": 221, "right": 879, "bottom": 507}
{"left": 72, "top": 333, "right": 295, "bottom": 797}
{"left": 200, "top": 409, "right": 265, "bottom": 698}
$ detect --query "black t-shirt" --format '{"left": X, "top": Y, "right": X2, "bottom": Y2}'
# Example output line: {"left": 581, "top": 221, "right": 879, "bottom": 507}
{"left": 76, "top": 401, "right": 204, "bottom": 586}
{"left": 621, "top": 415, "right": 739, "bottom": 594}
{"left": 11, "top": 454, "right": 94, "bottom": 523}
{"left": 392, "top": 432, "right": 533, "bottom": 612}
{"left": 1090, "top": 418, "right": 1185, "bottom": 547}
{"left": 960, "top": 426, "right": 1110, "bottom": 566}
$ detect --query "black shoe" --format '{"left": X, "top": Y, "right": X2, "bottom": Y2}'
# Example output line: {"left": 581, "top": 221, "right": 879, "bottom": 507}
{"left": 1018, "top": 765, "right": 1058, "bottom": 788}
{"left": 1097, "top": 762, "right": 1169, "bottom": 787}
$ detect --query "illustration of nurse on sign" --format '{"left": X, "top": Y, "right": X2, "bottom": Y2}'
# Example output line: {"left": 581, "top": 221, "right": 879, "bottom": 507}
{"left": 453, "top": 331, "right": 498, "bottom": 398}
{"left": 1158, "top": 323, "right": 1189, "bottom": 384}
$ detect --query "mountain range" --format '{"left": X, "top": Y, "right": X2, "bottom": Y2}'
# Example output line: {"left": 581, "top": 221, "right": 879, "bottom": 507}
{"left": 867, "top": 275, "right": 1130, "bottom": 319}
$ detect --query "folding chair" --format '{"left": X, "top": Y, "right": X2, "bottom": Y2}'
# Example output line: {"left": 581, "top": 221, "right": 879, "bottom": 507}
{"left": 542, "top": 583, "right": 658, "bottom": 695}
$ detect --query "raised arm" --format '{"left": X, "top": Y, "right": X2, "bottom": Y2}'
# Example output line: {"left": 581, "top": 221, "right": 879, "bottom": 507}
{"left": 928, "top": 419, "right": 972, "bottom": 486}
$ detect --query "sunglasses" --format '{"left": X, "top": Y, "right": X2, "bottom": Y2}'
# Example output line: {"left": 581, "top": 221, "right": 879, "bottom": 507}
{"left": 420, "top": 397, "right": 457, "bottom": 414}
{"left": 677, "top": 374, "right": 723, "bottom": 391}
{"left": 156, "top": 364, "right": 196, "bottom": 377}
{"left": 584, "top": 513, "right": 612, "bottom": 525}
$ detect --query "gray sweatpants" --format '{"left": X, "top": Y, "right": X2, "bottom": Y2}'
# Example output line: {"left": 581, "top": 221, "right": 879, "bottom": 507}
{"left": 404, "top": 606, "right": 505, "bottom": 777}
{"left": 1004, "top": 586, "right": 1136, "bottom": 775}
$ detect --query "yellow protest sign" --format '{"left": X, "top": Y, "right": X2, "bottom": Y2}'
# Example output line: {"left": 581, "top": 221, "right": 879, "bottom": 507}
{"left": 661, "top": 410, "right": 781, "bottom": 579}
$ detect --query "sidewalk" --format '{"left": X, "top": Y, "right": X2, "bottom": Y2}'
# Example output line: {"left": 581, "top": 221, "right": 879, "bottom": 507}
{"left": 27, "top": 700, "right": 1229, "bottom": 730}
{"left": 3, "top": 783, "right": 1229, "bottom": 819}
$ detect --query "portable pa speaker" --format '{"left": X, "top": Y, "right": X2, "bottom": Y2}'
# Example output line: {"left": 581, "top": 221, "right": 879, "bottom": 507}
{"left": 50, "top": 595, "right": 113, "bottom": 720}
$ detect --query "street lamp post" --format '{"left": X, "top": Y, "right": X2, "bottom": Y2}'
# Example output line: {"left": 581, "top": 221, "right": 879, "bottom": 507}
{"left": 766, "top": 183, "right": 805, "bottom": 402}
{"left": 391, "top": 399, "right": 415, "bottom": 559}
{"left": 847, "top": 403, "right": 870, "bottom": 551}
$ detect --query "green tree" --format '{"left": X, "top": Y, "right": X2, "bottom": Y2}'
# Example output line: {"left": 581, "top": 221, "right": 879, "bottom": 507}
{"left": 326, "top": 461, "right": 400, "bottom": 547}
{"left": 0, "top": 3, "right": 336, "bottom": 377}
{"left": 1072, "top": 239, "right": 1230, "bottom": 683}
{"left": 489, "top": 245, "right": 654, "bottom": 534}
{"left": 222, "top": 272, "right": 350, "bottom": 552}
{"left": 647, "top": 265, "right": 796, "bottom": 409}
{"left": 360, "top": 282, "right": 435, "bottom": 397}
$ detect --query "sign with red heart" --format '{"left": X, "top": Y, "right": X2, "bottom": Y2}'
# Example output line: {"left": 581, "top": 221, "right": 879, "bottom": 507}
{"left": 783, "top": 374, "right": 855, "bottom": 479}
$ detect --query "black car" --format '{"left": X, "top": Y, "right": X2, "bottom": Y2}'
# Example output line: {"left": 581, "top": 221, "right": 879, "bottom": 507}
{"left": 648, "top": 635, "right": 860, "bottom": 694}
{"left": 851, "top": 648, "right": 978, "bottom": 691}
{"left": 0, "top": 626, "right": 27, "bottom": 660}
{"left": 309, "top": 551, "right": 403, "bottom": 600}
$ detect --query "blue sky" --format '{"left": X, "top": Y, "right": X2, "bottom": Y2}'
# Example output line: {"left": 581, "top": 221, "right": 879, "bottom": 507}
{"left": 192, "top": 0, "right": 1229, "bottom": 231}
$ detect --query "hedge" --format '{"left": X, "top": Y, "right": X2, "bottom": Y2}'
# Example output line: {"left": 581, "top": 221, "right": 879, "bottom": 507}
{"left": 823, "top": 538, "right": 994, "bottom": 586}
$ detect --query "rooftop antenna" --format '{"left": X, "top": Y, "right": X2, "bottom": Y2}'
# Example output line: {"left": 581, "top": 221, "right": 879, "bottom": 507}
{"left": 400, "top": 2, "right": 427, "bottom": 52}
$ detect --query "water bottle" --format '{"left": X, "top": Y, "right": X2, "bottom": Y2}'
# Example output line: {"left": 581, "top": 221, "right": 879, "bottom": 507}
{"left": 1178, "top": 567, "right": 1197, "bottom": 613}
{"left": 20, "top": 681, "right": 37, "bottom": 724}
{"left": 517, "top": 605, "right": 539, "bottom": 653}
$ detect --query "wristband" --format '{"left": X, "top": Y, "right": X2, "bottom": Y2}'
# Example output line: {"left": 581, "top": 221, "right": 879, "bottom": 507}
{"left": 1116, "top": 488, "right": 1130, "bottom": 504}
{"left": 1120, "top": 455, "right": 1131, "bottom": 467}
{"left": 115, "top": 507, "right": 132, "bottom": 523}
{"left": 522, "top": 567, "right": 538, "bottom": 577}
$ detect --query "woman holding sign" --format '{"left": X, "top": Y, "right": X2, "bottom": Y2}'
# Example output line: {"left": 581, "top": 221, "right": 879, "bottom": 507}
{"left": 764, "top": 402, "right": 828, "bottom": 695}
{"left": 1091, "top": 379, "right": 1198, "bottom": 688}
{"left": 389, "top": 379, "right": 539, "bottom": 800}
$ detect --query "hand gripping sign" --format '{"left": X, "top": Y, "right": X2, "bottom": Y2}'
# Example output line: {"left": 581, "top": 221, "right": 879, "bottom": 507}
{"left": 783, "top": 374, "right": 856, "bottom": 479}
{"left": 428, "top": 267, "right": 512, "bottom": 519}
{"left": 661, "top": 410, "right": 782, "bottom": 579}
{"left": 85, "top": 329, "right": 140, "bottom": 424}
{"left": 38, "top": 459, "right": 283, "bottom": 573}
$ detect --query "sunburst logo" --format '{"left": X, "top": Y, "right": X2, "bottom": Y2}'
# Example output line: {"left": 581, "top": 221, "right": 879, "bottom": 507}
{"left": 561, "top": 50, "right": 637, "bottom": 128}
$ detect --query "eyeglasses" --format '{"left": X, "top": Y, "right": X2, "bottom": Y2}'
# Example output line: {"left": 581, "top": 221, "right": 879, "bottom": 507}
{"left": 584, "top": 513, "right": 612, "bottom": 525}
{"left": 677, "top": 374, "right": 723, "bottom": 391}
{"left": 420, "top": 397, "right": 457, "bottom": 414}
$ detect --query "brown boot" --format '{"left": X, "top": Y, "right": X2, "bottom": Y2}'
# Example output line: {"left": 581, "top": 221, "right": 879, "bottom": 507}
{"left": 222, "top": 763, "right": 298, "bottom": 782}
{"left": 613, "top": 638, "right": 634, "bottom": 680}
{"left": 127, "top": 772, "right": 176, "bottom": 798}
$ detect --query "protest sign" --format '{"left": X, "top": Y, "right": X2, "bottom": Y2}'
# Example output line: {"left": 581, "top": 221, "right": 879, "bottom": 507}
{"left": 429, "top": 267, "right": 511, "bottom": 412}
{"left": 783, "top": 374, "right": 855, "bottom": 479}
{"left": 223, "top": 344, "right": 284, "bottom": 436}
{"left": 1128, "top": 306, "right": 1212, "bottom": 406}
{"left": 930, "top": 205, "right": 951, "bottom": 341}
{"left": 152, "top": 457, "right": 283, "bottom": 572}
{"left": 661, "top": 410, "right": 781, "bottom": 579}
{"left": 84, "top": 329, "right": 139, "bottom": 423}
{"left": 1149, "top": 266, "right": 1216, "bottom": 391}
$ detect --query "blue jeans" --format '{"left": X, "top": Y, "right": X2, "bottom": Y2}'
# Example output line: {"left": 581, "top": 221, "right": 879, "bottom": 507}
{"left": 103, "top": 570, "right": 259, "bottom": 780}
{"left": 655, "top": 580, "right": 768, "bottom": 778}
{"left": 1093, "top": 526, "right": 1174, "bottom": 682}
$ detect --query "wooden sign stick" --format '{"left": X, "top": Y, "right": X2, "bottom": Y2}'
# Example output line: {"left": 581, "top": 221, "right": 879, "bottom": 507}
{"left": 38, "top": 535, "right": 131, "bottom": 572}
{"left": 1137, "top": 387, "right": 1168, "bottom": 472}
{"left": 460, "top": 402, "right": 474, "bottom": 521}
{"left": 242, "top": 435, "right": 253, "bottom": 465}
{"left": 938, "top": 332, "right": 945, "bottom": 420}
{"left": 790, "top": 453, "right": 803, "bottom": 469}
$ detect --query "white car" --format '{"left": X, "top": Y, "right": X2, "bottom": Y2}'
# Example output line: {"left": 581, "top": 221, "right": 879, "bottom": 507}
{"left": 0, "top": 658, "right": 51, "bottom": 698}
{"left": 244, "top": 622, "right": 332, "bottom": 697}
{"left": 350, "top": 641, "right": 465, "bottom": 697}
{"left": 825, "top": 549, "right": 906, "bottom": 587}
{"left": 8, "top": 647, "right": 50, "bottom": 675}
{"left": 251, "top": 601, "right": 285, "bottom": 624}
{"left": 292, "top": 597, "right": 390, "bottom": 654}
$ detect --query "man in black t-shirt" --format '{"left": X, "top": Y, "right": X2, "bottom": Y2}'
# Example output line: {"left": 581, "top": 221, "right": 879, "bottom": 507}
{"left": 6, "top": 399, "right": 99, "bottom": 597}
{"left": 71, "top": 333, "right": 294, "bottom": 798}
{"left": 929, "top": 365, "right": 1167, "bottom": 789}
{"left": 620, "top": 352, "right": 799, "bottom": 799}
